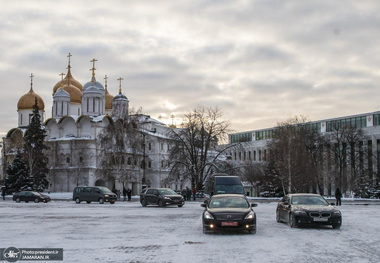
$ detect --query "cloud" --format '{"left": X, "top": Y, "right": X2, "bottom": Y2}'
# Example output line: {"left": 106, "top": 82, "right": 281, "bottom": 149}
{"left": 1, "top": 0, "right": 380, "bottom": 139}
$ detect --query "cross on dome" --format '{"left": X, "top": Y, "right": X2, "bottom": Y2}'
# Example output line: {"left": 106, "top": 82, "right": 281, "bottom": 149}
{"left": 117, "top": 77, "right": 124, "bottom": 94}
{"left": 90, "top": 58, "right": 98, "bottom": 83}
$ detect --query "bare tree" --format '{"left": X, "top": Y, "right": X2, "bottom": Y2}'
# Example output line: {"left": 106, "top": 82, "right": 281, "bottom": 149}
{"left": 267, "top": 116, "right": 324, "bottom": 193}
{"left": 97, "top": 113, "right": 143, "bottom": 188}
{"left": 324, "top": 122, "right": 365, "bottom": 194}
{"left": 167, "top": 106, "right": 233, "bottom": 190}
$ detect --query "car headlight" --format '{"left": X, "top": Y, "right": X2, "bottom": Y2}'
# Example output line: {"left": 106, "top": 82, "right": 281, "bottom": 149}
{"left": 245, "top": 211, "right": 255, "bottom": 219}
{"left": 204, "top": 211, "right": 214, "bottom": 219}
{"left": 333, "top": 211, "right": 341, "bottom": 216}
{"left": 294, "top": 210, "right": 307, "bottom": 216}
{"left": 104, "top": 195, "right": 109, "bottom": 197}
{"left": 164, "top": 196, "right": 171, "bottom": 200}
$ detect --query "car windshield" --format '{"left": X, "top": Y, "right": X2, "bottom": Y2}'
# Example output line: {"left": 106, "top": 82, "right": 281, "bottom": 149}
{"left": 31, "top": 191, "right": 42, "bottom": 196}
{"left": 158, "top": 189, "right": 177, "bottom": 195}
{"left": 98, "top": 187, "right": 113, "bottom": 194}
{"left": 209, "top": 197, "right": 249, "bottom": 209}
{"left": 291, "top": 195, "right": 329, "bottom": 206}
{"left": 215, "top": 185, "right": 245, "bottom": 194}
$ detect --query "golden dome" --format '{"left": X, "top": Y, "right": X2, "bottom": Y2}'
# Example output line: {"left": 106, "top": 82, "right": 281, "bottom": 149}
{"left": 63, "top": 84, "right": 82, "bottom": 103}
{"left": 105, "top": 87, "right": 114, "bottom": 110}
{"left": 18, "top": 87, "right": 45, "bottom": 110}
{"left": 53, "top": 67, "right": 83, "bottom": 94}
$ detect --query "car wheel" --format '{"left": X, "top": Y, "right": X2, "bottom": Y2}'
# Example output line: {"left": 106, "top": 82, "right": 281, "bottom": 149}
{"left": 86, "top": 201, "right": 91, "bottom": 204}
{"left": 276, "top": 210, "right": 281, "bottom": 223}
{"left": 158, "top": 200, "right": 165, "bottom": 207}
{"left": 332, "top": 223, "right": 341, "bottom": 229}
{"left": 34, "top": 198, "right": 40, "bottom": 203}
{"left": 75, "top": 197, "right": 81, "bottom": 204}
{"left": 203, "top": 226, "right": 209, "bottom": 234}
{"left": 248, "top": 228, "right": 256, "bottom": 234}
{"left": 288, "top": 213, "right": 297, "bottom": 228}
{"left": 141, "top": 199, "right": 147, "bottom": 207}
{"left": 16, "top": 198, "right": 21, "bottom": 203}
{"left": 110, "top": 201, "right": 115, "bottom": 204}
{"left": 99, "top": 198, "right": 104, "bottom": 204}
{"left": 178, "top": 205, "right": 183, "bottom": 207}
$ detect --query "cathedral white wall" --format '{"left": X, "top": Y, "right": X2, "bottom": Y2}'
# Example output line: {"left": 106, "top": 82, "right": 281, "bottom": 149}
{"left": 69, "top": 104, "right": 81, "bottom": 116}
{"left": 46, "top": 121, "right": 59, "bottom": 139}
{"left": 60, "top": 118, "right": 77, "bottom": 137}
{"left": 78, "top": 117, "right": 93, "bottom": 138}
{"left": 18, "top": 109, "right": 44, "bottom": 127}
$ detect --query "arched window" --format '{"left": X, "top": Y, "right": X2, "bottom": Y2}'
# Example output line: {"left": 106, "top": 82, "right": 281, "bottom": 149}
{"left": 66, "top": 157, "right": 70, "bottom": 163}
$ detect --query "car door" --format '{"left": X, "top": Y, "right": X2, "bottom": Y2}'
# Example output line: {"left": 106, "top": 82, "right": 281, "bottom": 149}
{"left": 24, "top": 192, "right": 32, "bottom": 202}
{"left": 145, "top": 189, "right": 155, "bottom": 204}
{"left": 278, "top": 196, "right": 290, "bottom": 221}
{"left": 152, "top": 189, "right": 160, "bottom": 204}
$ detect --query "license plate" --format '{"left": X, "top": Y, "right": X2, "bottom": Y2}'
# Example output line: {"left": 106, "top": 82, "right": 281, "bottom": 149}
{"left": 221, "top": 221, "right": 238, "bottom": 226}
{"left": 313, "top": 218, "right": 328, "bottom": 222}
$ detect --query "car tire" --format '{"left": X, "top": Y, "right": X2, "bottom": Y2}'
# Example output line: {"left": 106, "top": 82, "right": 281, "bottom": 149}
{"left": 332, "top": 223, "right": 341, "bottom": 229}
{"left": 34, "top": 198, "right": 40, "bottom": 203}
{"left": 276, "top": 210, "right": 281, "bottom": 223}
{"left": 16, "top": 198, "right": 21, "bottom": 203}
{"left": 178, "top": 205, "right": 183, "bottom": 207}
{"left": 248, "top": 228, "right": 256, "bottom": 234}
{"left": 288, "top": 213, "right": 297, "bottom": 228}
{"left": 203, "top": 226, "right": 209, "bottom": 234}
{"left": 86, "top": 201, "right": 91, "bottom": 204}
{"left": 99, "top": 198, "right": 104, "bottom": 204}
{"left": 158, "top": 200, "right": 165, "bottom": 207}
{"left": 75, "top": 197, "right": 81, "bottom": 204}
{"left": 110, "top": 201, "right": 115, "bottom": 204}
{"left": 141, "top": 199, "right": 147, "bottom": 207}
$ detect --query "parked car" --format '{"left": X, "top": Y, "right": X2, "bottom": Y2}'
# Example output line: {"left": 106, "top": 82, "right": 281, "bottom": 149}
{"left": 201, "top": 194, "right": 257, "bottom": 234}
{"left": 13, "top": 191, "right": 51, "bottom": 203}
{"left": 73, "top": 186, "right": 117, "bottom": 204}
{"left": 276, "top": 193, "right": 342, "bottom": 229}
{"left": 140, "top": 188, "right": 185, "bottom": 207}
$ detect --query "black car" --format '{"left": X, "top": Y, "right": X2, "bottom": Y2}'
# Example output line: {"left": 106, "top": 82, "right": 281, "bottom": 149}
{"left": 201, "top": 194, "right": 257, "bottom": 234}
{"left": 276, "top": 193, "right": 342, "bottom": 229}
{"left": 140, "top": 188, "right": 185, "bottom": 207}
{"left": 13, "top": 191, "right": 51, "bottom": 203}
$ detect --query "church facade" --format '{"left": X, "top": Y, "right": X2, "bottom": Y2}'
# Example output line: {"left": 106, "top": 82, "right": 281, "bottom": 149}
{"left": 2, "top": 55, "right": 188, "bottom": 195}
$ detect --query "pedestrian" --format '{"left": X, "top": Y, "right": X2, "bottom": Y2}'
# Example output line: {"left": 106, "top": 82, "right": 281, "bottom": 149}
{"left": 181, "top": 188, "right": 186, "bottom": 200}
{"left": 123, "top": 187, "right": 127, "bottom": 201}
{"left": 335, "top": 188, "right": 342, "bottom": 206}
{"left": 117, "top": 189, "right": 121, "bottom": 201}
{"left": 1, "top": 186, "right": 6, "bottom": 201}
{"left": 186, "top": 187, "right": 192, "bottom": 201}
{"left": 192, "top": 187, "right": 197, "bottom": 201}
{"left": 127, "top": 188, "right": 132, "bottom": 201}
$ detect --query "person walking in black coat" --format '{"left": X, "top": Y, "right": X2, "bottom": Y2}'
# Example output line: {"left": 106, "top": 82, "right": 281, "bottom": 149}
{"left": 127, "top": 188, "right": 132, "bottom": 201}
{"left": 1, "top": 186, "right": 5, "bottom": 201}
{"left": 123, "top": 187, "right": 127, "bottom": 201}
{"left": 335, "top": 188, "right": 342, "bottom": 206}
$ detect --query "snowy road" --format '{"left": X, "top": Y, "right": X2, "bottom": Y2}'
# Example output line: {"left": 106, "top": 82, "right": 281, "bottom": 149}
{"left": 0, "top": 200, "right": 379, "bottom": 263}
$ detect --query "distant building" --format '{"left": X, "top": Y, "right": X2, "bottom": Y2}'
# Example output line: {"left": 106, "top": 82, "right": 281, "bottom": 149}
{"left": 225, "top": 112, "right": 380, "bottom": 195}
{"left": 2, "top": 55, "right": 189, "bottom": 194}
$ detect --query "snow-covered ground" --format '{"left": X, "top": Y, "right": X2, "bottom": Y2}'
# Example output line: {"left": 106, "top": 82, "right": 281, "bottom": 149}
{"left": 0, "top": 198, "right": 379, "bottom": 263}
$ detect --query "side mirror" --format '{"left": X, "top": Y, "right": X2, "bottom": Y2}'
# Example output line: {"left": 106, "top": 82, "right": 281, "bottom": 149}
{"left": 200, "top": 204, "right": 206, "bottom": 208}
{"left": 251, "top": 203, "right": 258, "bottom": 207}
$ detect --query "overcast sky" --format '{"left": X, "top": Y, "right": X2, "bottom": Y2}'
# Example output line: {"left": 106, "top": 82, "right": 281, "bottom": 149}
{"left": 1, "top": 0, "right": 380, "bottom": 139}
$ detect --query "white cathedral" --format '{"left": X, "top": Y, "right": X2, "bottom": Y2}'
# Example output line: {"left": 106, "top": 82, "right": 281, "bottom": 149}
{"left": 2, "top": 55, "right": 188, "bottom": 195}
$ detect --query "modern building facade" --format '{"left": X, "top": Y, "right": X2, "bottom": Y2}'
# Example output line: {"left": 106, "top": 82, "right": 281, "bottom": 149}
{"left": 226, "top": 112, "right": 380, "bottom": 195}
